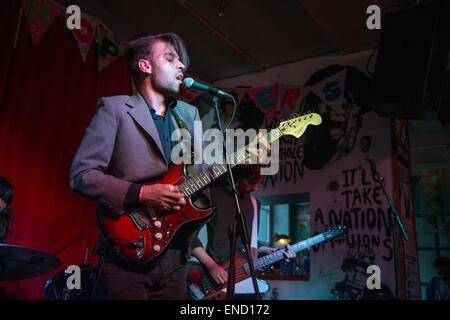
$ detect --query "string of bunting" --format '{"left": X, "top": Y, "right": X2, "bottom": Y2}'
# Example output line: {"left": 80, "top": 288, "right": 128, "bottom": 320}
{"left": 16, "top": 0, "right": 348, "bottom": 121}
{"left": 19, "top": 0, "right": 124, "bottom": 71}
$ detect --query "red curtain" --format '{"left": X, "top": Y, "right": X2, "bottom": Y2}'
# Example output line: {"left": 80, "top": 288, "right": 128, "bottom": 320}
{"left": 0, "top": 0, "right": 132, "bottom": 299}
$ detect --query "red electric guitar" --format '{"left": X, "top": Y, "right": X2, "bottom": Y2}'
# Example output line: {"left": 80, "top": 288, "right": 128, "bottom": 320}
{"left": 98, "top": 113, "right": 322, "bottom": 265}
{"left": 187, "top": 226, "right": 348, "bottom": 300}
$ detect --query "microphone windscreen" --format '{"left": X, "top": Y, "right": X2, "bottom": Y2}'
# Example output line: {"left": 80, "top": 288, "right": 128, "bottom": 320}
{"left": 183, "top": 77, "right": 194, "bottom": 89}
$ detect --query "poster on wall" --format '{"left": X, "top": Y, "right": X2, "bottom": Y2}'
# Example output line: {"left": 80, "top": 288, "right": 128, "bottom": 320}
{"left": 310, "top": 154, "right": 396, "bottom": 300}
{"left": 304, "top": 65, "right": 396, "bottom": 300}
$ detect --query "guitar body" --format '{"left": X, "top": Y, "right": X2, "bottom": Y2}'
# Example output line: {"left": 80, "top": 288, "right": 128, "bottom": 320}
{"left": 187, "top": 252, "right": 269, "bottom": 300}
{"left": 187, "top": 225, "right": 348, "bottom": 300}
{"left": 98, "top": 163, "right": 214, "bottom": 266}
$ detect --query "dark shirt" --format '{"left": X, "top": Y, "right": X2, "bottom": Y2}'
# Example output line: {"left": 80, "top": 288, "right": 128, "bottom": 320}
{"left": 0, "top": 208, "right": 11, "bottom": 244}
{"left": 199, "top": 187, "right": 259, "bottom": 263}
{"left": 427, "top": 276, "right": 450, "bottom": 300}
{"left": 123, "top": 95, "right": 177, "bottom": 209}
{"left": 141, "top": 94, "right": 176, "bottom": 165}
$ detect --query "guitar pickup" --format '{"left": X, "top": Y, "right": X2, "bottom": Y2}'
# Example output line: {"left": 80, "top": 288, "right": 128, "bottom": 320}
{"left": 129, "top": 209, "right": 150, "bottom": 231}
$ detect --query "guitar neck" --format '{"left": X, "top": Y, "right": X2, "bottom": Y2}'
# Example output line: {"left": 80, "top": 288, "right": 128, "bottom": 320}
{"left": 244, "top": 233, "right": 326, "bottom": 272}
{"left": 178, "top": 128, "right": 283, "bottom": 197}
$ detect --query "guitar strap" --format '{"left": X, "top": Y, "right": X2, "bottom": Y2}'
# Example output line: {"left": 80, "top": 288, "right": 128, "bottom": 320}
{"left": 171, "top": 108, "right": 197, "bottom": 163}
{"left": 171, "top": 106, "right": 197, "bottom": 260}
{"left": 171, "top": 108, "right": 190, "bottom": 134}
{"left": 250, "top": 196, "right": 258, "bottom": 249}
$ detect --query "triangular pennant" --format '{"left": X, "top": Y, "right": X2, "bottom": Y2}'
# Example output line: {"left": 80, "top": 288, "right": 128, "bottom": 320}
{"left": 96, "top": 22, "right": 124, "bottom": 71}
{"left": 277, "top": 84, "right": 302, "bottom": 118}
{"left": 179, "top": 87, "right": 203, "bottom": 103}
{"left": 246, "top": 84, "right": 279, "bottom": 121}
{"left": 308, "top": 69, "right": 347, "bottom": 110}
{"left": 68, "top": 13, "right": 97, "bottom": 63}
{"left": 22, "top": 0, "right": 63, "bottom": 45}
{"left": 222, "top": 87, "right": 247, "bottom": 106}
{"left": 219, "top": 87, "right": 247, "bottom": 124}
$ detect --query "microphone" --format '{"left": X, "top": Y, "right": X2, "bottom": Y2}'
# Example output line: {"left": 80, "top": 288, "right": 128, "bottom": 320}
{"left": 366, "top": 155, "right": 383, "bottom": 181}
{"left": 366, "top": 155, "right": 375, "bottom": 166}
{"left": 183, "top": 77, "right": 233, "bottom": 98}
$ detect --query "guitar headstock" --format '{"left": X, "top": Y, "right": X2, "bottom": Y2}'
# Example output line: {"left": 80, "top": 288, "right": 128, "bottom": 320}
{"left": 278, "top": 113, "right": 322, "bottom": 138}
{"left": 323, "top": 225, "right": 348, "bottom": 241}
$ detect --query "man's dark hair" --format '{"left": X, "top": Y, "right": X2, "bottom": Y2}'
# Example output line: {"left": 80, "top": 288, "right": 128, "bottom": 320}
{"left": 0, "top": 177, "right": 13, "bottom": 204}
{"left": 124, "top": 32, "right": 190, "bottom": 81}
{"left": 433, "top": 256, "right": 450, "bottom": 269}
{"left": 233, "top": 164, "right": 262, "bottom": 184}
{"left": 0, "top": 177, "right": 14, "bottom": 244}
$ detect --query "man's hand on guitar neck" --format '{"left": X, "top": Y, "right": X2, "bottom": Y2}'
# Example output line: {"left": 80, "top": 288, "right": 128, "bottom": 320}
{"left": 246, "top": 132, "right": 271, "bottom": 165}
{"left": 258, "top": 244, "right": 296, "bottom": 262}
{"left": 140, "top": 184, "right": 186, "bottom": 211}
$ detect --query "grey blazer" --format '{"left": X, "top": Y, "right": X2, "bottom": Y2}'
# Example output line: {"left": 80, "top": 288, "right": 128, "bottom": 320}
{"left": 69, "top": 93, "right": 201, "bottom": 215}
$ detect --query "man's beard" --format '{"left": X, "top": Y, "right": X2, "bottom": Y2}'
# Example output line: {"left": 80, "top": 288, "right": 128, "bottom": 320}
{"left": 151, "top": 66, "right": 180, "bottom": 96}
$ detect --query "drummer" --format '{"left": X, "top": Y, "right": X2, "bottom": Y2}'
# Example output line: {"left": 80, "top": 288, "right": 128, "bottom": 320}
{"left": 0, "top": 176, "right": 14, "bottom": 244}
{"left": 0, "top": 176, "right": 15, "bottom": 299}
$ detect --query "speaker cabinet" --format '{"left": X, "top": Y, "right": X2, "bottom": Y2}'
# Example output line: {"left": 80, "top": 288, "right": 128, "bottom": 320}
{"left": 371, "top": 2, "right": 450, "bottom": 120}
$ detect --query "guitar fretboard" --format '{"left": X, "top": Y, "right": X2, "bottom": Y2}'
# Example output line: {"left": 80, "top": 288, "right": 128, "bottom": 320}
{"left": 242, "top": 233, "right": 326, "bottom": 274}
{"left": 178, "top": 128, "right": 283, "bottom": 197}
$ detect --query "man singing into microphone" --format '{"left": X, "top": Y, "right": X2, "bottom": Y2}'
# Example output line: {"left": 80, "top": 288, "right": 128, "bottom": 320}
{"left": 70, "top": 33, "right": 205, "bottom": 300}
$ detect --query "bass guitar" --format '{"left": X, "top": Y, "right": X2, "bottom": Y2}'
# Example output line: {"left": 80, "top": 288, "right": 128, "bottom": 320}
{"left": 99, "top": 113, "right": 322, "bottom": 265}
{"left": 187, "top": 226, "right": 348, "bottom": 300}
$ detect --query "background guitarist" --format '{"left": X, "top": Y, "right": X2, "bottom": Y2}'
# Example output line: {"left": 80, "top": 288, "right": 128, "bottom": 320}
{"left": 70, "top": 32, "right": 204, "bottom": 300}
{"left": 192, "top": 164, "right": 296, "bottom": 299}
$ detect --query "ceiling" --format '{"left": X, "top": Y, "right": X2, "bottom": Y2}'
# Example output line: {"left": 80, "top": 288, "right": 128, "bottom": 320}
{"left": 54, "top": 0, "right": 419, "bottom": 82}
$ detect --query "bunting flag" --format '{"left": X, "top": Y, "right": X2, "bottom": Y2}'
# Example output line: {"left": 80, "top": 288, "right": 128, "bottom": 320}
{"left": 22, "top": 0, "right": 63, "bottom": 45}
{"left": 223, "top": 87, "right": 247, "bottom": 106}
{"left": 277, "top": 84, "right": 302, "bottom": 118}
{"left": 96, "top": 22, "right": 124, "bottom": 71}
{"left": 69, "top": 13, "right": 97, "bottom": 63}
{"left": 220, "top": 87, "right": 247, "bottom": 124}
{"left": 246, "top": 84, "right": 279, "bottom": 121}
{"left": 179, "top": 87, "right": 203, "bottom": 103}
{"left": 308, "top": 69, "right": 347, "bottom": 110}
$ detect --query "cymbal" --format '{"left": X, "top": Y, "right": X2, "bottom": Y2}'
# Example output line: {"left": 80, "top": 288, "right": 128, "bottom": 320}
{"left": 0, "top": 244, "right": 61, "bottom": 282}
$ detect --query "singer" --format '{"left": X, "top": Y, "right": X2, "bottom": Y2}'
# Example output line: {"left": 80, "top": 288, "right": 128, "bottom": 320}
{"left": 69, "top": 32, "right": 207, "bottom": 300}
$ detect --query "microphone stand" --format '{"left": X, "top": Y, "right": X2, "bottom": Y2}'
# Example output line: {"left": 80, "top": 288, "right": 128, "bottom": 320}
{"left": 367, "top": 157, "right": 408, "bottom": 299}
{"left": 211, "top": 95, "right": 260, "bottom": 300}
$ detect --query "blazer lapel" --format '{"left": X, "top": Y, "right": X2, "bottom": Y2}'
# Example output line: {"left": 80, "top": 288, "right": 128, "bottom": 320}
{"left": 125, "top": 94, "right": 167, "bottom": 163}
{"left": 170, "top": 105, "right": 182, "bottom": 130}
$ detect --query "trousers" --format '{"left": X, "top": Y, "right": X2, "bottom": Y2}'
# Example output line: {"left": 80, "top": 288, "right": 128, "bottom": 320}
{"left": 99, "top": 248, "right": 187, "bottom": 300}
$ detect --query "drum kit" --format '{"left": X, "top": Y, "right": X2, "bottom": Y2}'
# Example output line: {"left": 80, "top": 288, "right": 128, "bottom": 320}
{"left": 0, "top": 237, "right": 100, "bottom": 300}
